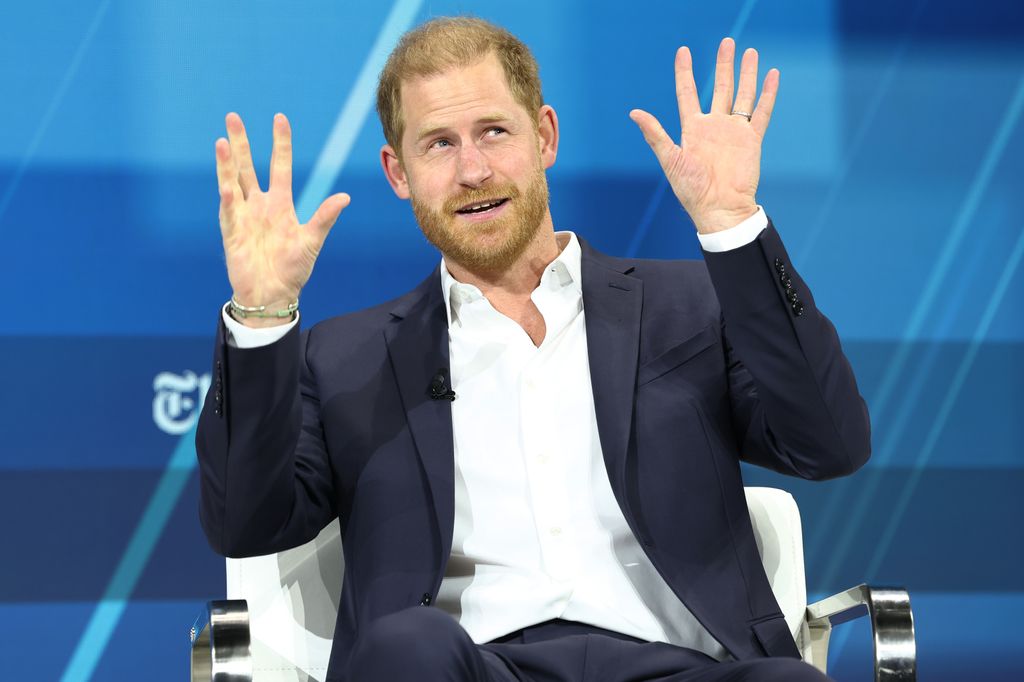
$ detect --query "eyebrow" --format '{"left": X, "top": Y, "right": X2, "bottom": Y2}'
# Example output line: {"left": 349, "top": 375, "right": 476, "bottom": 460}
{"left": 414, "top": 114, "right": 514, "bottom": 143}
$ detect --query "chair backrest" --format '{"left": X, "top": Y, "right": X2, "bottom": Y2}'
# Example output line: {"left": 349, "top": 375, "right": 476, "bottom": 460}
{"left": 226, "top": 487, "right": 810, "bottom": 681}
{"left": 743, "top": 487, "right": 811, "bottom": 651}
{"left": 226, "top": 519, "right": 342, "bottom": 682}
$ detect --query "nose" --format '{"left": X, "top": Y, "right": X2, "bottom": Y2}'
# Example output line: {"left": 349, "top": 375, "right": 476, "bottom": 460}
{"left": 454, "top": 141, "right": 493, "bottom": 187}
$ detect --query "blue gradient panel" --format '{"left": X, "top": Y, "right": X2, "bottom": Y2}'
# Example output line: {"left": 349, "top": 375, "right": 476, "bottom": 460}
{"left": 1, "top": 1, "right": 1022, "bottom": 680}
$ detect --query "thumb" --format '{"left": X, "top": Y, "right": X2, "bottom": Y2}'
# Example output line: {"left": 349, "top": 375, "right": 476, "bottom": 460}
{"left": 629, "top": 109, "right": 675, "bottom": 166}
{"left": 307, "top": 192, "right": 351, "bottom": 243}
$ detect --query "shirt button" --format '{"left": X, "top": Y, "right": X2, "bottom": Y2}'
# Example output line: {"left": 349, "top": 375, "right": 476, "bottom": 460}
{"left": 525, "top": 378, "right": 537, "bottom": 391}
{"left": 549, "top": 526, "right": 562, "bottom": 537}
{"left": 537, "top": 453, "right": 550, "bottom": 464}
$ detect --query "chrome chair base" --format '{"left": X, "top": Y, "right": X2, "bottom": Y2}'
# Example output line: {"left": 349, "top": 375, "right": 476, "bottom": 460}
{"left": 190, "top": 600, "right": 252, "bottom": 682}
{"left": 806, "top": 584, "right": 916, "bottom": 681}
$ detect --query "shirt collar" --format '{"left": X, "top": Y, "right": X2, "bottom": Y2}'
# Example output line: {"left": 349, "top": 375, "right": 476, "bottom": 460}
{"left": 439, "top": 231, "right": 582, "bottom": 327}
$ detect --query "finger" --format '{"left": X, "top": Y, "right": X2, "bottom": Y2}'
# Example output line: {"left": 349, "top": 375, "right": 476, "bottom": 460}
{"left": 710, "top": 37, "right": 736, "bottom": 115}
{"left": 306, "top": 192, "right": 351, "bottom": 243}
{"left": 674, "top": 46, "right": 702, "bottom": 127}
{"left": 733, "top": 48, "right": 759, "bottom": 118}
{"left": 269, "top": 112, "right": 293, "bottom": 198}
{"left": 215, "top": 138, "right": 243, "bottom": 237}
{"left": 750, "top": 68, "right": 780, "bottom": 138}
{"left": 225, "top": 112, "right": 260, "bottom": 198}
{"left": 629, "top": 109, "right": 676, "bottom": 168}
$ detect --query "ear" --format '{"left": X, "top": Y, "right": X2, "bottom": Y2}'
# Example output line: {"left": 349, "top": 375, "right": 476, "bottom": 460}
{"left": 536, "top": 104, "right": 559, "bottom": 169}
{"left": 380, "top": 144, "right": 410, "bottom": 200}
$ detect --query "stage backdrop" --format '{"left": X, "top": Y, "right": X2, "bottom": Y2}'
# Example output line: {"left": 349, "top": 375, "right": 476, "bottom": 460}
{"left": 2, "top": 1, "right": 1022, "bottom": 680}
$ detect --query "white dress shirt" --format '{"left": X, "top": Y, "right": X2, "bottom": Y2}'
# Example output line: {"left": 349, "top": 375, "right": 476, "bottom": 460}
{"left": 223, "top": 209, "right": 768, "bottom": 659}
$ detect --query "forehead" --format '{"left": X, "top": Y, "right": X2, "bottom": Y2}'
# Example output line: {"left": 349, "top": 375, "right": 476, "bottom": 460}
{"left": 399, "top": 53, "right": 526, "bottom": 137}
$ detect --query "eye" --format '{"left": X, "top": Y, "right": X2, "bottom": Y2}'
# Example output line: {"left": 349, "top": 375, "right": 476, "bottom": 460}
{"left": 485, "top": 127, "right": 507, "bottom": 137}
{"left": 428, "top": 138, "right": 452, "bottom": 150}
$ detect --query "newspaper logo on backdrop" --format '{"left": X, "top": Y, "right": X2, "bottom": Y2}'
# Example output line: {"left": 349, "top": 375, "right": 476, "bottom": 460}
{"left": 153, "top": 371, "right": 212, "bottom": 435}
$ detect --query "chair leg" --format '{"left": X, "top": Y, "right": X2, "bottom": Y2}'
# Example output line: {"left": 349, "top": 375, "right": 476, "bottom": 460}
{"left": 190, "top": 600, "right": 253, "bottom": 682}
{"left": 805, "top": 584, "right": 916, "bottom": 682}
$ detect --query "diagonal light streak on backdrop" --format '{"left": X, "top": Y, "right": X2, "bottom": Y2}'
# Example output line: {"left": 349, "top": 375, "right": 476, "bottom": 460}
{"left": 858, "top": 74, "right": 1024, "bottom": 463}
{"left": 810, "top": 69, "right": 1024, "bottom": 668}
{"left": 625, "top": 0, "right": 759, "bottom": 258}
{"left": 868, "top": 217, "right": 1002, "bottom": 454}
{"left": 838, "top": 211, "right": 1004, "bottom": 537}
{"left": 827, "top": 178, "right": 1024, "bottom": 668}
{"left": 802, "top": 0, "right": 931, "bottom": 554}
{"left": 0, "top": 0, "right": 111, "bottom": 229}
{"left": 59, "top": 428, "right": 197, "bottom": 682}
{"left": 865, "top": 220, "right": 1024, "bottom": 581}
{"left": 57, "top": 2, "right": 424, "bottom": 680}
{"left": 296, "top": 0, "right": 424, "bottom": 222}
{"left": 868, "top": 219, "right": 1024, "bottom": 577}
{"left": 815, "top": 71, "right": 1024, "bottom": 594}
{"left": 795, "top": 0, "right": 929, "bottom": 265}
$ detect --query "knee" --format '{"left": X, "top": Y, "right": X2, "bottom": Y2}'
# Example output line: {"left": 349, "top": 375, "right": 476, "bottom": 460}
{"left": 349, "top": 607, "right": 473, "bottom": 679}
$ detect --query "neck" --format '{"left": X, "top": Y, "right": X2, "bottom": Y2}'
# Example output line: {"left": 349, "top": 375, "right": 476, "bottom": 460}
{"left": 443, "top": 214, "right": 566, "bottom": 299}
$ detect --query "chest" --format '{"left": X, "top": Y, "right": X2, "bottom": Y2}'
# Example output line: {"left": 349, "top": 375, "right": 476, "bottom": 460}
{"left": 448, "top": 304, "right": 593, "bottom": 441}
{"left": 448, "top": 308, "right": 617, "bottom": 543}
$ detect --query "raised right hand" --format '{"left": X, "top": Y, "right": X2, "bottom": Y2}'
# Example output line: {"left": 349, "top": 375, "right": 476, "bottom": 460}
{"left": 216, "top": 112, "right": 350, "bottom": 327}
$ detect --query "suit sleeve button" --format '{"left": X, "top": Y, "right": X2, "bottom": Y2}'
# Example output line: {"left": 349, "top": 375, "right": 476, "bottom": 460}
{"left": 792, "top": 302, "right": 804, "bottom": 316}
{"left": 419, "top": 593, "right": 432, "bottom": 606}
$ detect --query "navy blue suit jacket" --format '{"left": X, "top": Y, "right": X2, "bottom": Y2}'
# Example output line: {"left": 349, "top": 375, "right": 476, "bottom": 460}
{"left": 196, "top": 222, "right": 870, "bottom": 681}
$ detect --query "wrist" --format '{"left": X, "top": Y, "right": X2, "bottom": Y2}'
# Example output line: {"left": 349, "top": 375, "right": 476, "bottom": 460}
{"left": 229, "top": 296, "right": 298, "bottom": 328}
{"left": 229, "top": 310, "right": 295, "bottom": 329}
{"left": 694, "top": 205, "right": 759, "bottom": 235}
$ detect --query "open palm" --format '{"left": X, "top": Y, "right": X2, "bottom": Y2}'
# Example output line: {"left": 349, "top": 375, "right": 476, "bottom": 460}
{"left": 215, "top": 113, "right": 350, "bottom": 320}
{"left": 630, "top": 38, "right": 779, "bottom": 234}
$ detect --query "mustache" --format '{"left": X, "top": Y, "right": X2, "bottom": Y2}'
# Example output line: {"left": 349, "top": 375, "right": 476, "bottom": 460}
{"left": 442, "top": 182, "right": 521, "bottom": 214}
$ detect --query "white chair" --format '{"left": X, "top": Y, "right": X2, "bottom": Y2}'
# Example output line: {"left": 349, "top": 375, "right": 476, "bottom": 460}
{"left": 190, "top": 487, "right": 916, "bottom": 681}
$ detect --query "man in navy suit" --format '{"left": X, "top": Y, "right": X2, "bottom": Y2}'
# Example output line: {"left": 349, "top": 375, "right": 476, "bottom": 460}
{"left": 198, "top": 17, "right": 869, "bottom": 682}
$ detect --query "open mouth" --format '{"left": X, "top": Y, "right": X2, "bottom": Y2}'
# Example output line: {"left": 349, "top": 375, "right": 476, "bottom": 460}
{"left": 454, "top": 198, "right": 509, "bottom": 216}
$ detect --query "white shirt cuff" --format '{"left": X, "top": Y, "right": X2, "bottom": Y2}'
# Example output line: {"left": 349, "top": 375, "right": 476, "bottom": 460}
{"left": 696, "top": 206, "right": 767, "bottom": 252}
{"left": 222, "top": 303, "right": 298, "bottom": 349}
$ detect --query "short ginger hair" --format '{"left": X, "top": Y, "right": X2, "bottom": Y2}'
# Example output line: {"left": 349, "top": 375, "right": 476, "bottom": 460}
{"left": 376, "top": 17, "right": 544, "bottom": 153}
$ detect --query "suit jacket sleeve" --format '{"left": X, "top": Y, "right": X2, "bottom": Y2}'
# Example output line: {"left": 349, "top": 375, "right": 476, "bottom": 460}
{"left": 195, "top": 318, "right": 336, "bottom": 558}
{"left": 702, "top": 220, "right": 871, "bottom": 479}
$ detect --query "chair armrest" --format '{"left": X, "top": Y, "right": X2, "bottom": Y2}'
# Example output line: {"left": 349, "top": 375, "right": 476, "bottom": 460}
{"left": 805, "top": 584, "right": 916, "bottom": 682}
{"left": 190, "top": 599, "right": 253, "bottom": 682}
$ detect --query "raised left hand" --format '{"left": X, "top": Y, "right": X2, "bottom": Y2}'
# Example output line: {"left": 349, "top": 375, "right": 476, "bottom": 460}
{"left": 630, "top": 38, "right": 779, "bottom": 234}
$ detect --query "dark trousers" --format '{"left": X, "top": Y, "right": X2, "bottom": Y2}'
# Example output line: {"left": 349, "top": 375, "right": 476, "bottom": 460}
{"left": 348, "top": 607, "right": 834, "bottom": 681}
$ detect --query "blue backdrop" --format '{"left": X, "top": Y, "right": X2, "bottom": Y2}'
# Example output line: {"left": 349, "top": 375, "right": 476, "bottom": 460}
{"left": 1, "top": 1, "right": 1022, "bottom": 680}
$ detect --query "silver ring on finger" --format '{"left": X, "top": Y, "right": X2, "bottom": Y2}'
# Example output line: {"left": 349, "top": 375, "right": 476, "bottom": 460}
{"left": 731, "top": 110, "right": 752, "bottom": 122}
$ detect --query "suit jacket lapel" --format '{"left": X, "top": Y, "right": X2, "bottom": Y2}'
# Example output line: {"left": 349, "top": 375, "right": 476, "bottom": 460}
{"left": 380, "top": 242, "right": 643, "bottom": 572}
{"left": 580, "top": 239, "right": 645, "bottom": 536}
{"left": 383, "top": 268, "right": 455, "bottom": 572}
